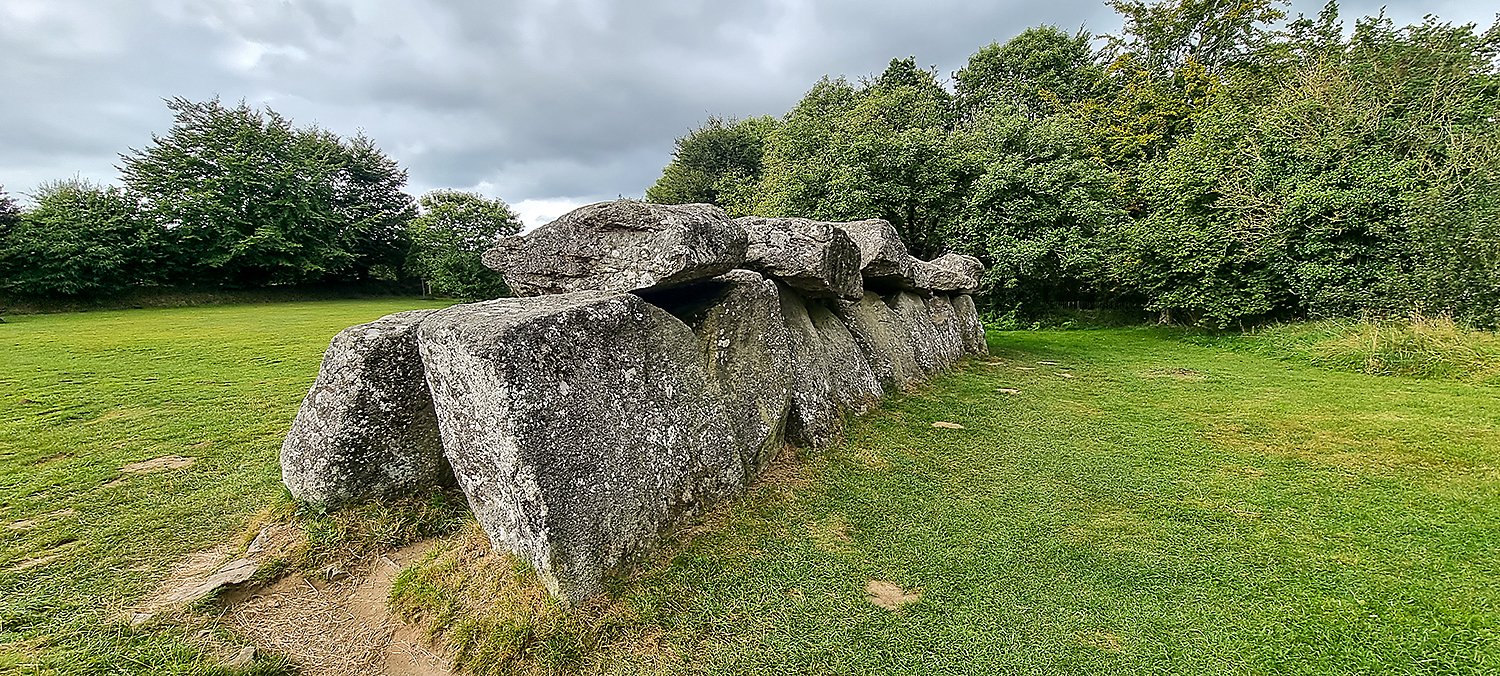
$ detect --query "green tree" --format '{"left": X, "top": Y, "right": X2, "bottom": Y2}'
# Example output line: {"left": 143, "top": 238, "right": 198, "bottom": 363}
{"left": 0, "top": 179, "right": 163, "bottom": 298}
{"left": 405, "top": 190, "right": 521, "bottom": 299}
{"left": 646, "top": 116, "right": 776, "bottom": 214}
{"left": 1111, "top": 11, "right": 1500, "bottom": 327}
{"left": 119, "top": 97, "right": 416, "bottom": 288}
{"left": 956, "top": 26, "right": 1106, "bottom": 119}
{"left": 1103, "top": 0, "right": 1288, "bottom": 74}
{"left": 757, "top": 61, "right": 976, "bottom": 258}
{"left": 953, "top": 111, "right": 1126, "bottom": 317}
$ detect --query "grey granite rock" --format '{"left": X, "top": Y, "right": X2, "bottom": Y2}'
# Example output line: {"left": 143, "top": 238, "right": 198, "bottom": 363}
{"left": 416, "top": 292, "right": 744, "bottom": 604}
{"left": 651, "top": 270, "right": 794, "bottom": 478}
{"left": 482, "top": 201, "right": 748, "bottom": 297}
{"left": 835, "top": 219, "right": 919, "bottom": 292}
{"left": 888, "top": 291, "right": 952, "bottom": 375}
{"left": 735, "top": 216, "right": 864, "bottom": 300}
{"left": 951, "top": 294, "right": 989, "bottom": 356}
{"left": 777, "top": 285, "right": 884, "bottom": 448}
{"left": 281, "top": 309, "right": 449, "bottom": 508}
{"left": 924, "top": 294, "right": 966, "bottom": 368}
{"left": 834, "top": 292, "right": 924, "bottom": 392}
{"left": 913, "top": 253, "right": 983, "bottom": 293}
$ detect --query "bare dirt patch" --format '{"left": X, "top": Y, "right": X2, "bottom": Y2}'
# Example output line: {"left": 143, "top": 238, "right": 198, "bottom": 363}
{"left": 865, "top": 580, "right": 920, "bottom": 609}
{"left": 227, "top": 540, "right": 453, "bottom": 676}
{"left": 931, "top": 421, "right": 965, "bottom": 429}
{"left": 121, "top": 455, "right": 195, "bottom": 473}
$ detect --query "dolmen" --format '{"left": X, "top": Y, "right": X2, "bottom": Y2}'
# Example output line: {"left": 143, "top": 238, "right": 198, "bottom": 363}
{"left": 281, "top": 201, "right": 987, "bottom": 603}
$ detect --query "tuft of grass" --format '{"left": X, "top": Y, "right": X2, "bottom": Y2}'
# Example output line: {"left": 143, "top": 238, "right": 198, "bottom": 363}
{"left": 1223, "top": 314, "right": 1500, "bottom": 383}
{"left": 387, "top": 522, "right": 654, "bottom": 675}
{"left": 288, "top": 488, "right": 470, "bottom": 576}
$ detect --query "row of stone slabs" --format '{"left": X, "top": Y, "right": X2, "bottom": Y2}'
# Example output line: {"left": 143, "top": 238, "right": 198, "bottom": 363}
{"left": 280, "top": 202, "right": 989, "bottom": 603}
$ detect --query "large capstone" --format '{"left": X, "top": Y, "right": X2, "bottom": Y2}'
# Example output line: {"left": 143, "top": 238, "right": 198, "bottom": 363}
{"left": 834, "top": 292, "right": 924, "bottom": 392}
{"left": 835, "top": 218, "right": 916, "bottom": 291}
{"left": 951, "top": 294, "right": 989, "bottom": 356}
{"left": 415, "top": 292, "right": 744, "bottom": 604}
{"left": 482, "top": 201, "right": 748, "bottom": 297}
{"left": 281, "top": 309, "right": 449, "bottom": 508}
{"left": 735, "top": 216, "right": 864, "bottom": 300}
{"left": 913, "top": 253, "right": 983, "bottom": 293}
{"left": 777, "top": 285, "right": 884, "bottom": 448}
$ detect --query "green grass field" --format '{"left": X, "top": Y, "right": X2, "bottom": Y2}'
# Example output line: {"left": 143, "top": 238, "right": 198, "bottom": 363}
{"left": 2, "top": 301, "right": 1497, "bottom": 674}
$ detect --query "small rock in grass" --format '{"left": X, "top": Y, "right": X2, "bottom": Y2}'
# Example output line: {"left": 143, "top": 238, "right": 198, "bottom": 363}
{"left": 931, "top": 421, "right": 965, "bottom": 429}
{"left": 1059, "top": 373, "right": 1075, "bottom": 378}
{"left": 865, "top": 580, "right": 920, "bottom": 609}
{"left": 1037, "top": 361, "right": 1059, "bottom": 366}
{"left": 126, "top": 611, "right": 153, "bottom": 626}
{"left": 1015, "top": 367, "right": 1036, "bottom": 371}
{"left": 997, "top": 388, "right": 1020, "bottom": 394}
{"left": 164, "top": 558, "right": 259, "bottom": 605}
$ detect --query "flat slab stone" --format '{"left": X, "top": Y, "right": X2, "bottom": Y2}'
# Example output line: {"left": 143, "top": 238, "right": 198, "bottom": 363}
{"left": 482, "top": 201, "right": 748, "bottom": 297}
{"left": 913, "top": 253, "right": 983, "bottom": 293}
{"left": 736, "top": 216, "right": 864, "bottom": 300}
{"left": 835, "top": 219, "right": 916, "bottom": 291}
{"left": 281, "top": 309, "right": 449, "bottom": 508}
{"left": 416, "top": 292, "right": 744, "bottom": 604}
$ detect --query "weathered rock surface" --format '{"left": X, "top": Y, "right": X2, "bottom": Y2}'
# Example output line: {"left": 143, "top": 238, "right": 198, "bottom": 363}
{"left": 736, "top": 216, "right": 864, "bottom": 300}
{"left": 647, "top": 270, "right": 794, "bottom": 478}
{"left": 778, "top": 285, "right": 884, "bottom": 448}
{"left": 835, "top": 219, "right": 921, "bottom": 292}
{"left": 482, "top": 201, "right": 748, "bottom": 297}
{"left": 281, "top": 309, "right": 449, "bottom": 508}
{"left": 416, "top": 292, "right": 744, "bottom": 603}
{"left": 924, "top": 294, "right": 967, "bottom": 368}
{"left": 888, "top": 291, "right": 953, "bottom": 375}
{"left": 834, "top": 292, "right": 924, "bottom": 392}
{"left": 913, "top": 253, "right": 983, "bottom": 293}
{"left": 951, "top": 294, "right": 989, "bottom": 355}
{"left": 283, "top": 203, "right": 991, "bottom": 606}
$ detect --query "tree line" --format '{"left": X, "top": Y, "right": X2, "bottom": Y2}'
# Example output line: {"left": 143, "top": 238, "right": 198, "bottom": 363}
{"left": 0, "top": 98, "right": 519, "bottom": 301}
{"left": 647, "top": 0, "right": 1500, "bottom": 328}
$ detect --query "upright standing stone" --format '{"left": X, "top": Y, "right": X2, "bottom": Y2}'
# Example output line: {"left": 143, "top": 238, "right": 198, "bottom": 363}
{"left": 834, "top": 292, "right": 924, "bottom": 392}
{"left": 281, "top": 310, "right": 449, "bottom": 508}
{"left": 888, "top": 291, "right": 953, "bottom": 375}
{"left": 777, "top": 285, "right": 884, "bottom": 448}
{"left": 924, "top": 294, "right": 966, "bottom": 368}
{"left": 660, "top": 270, "right": 794, "bottom": 478}
{"left": 951, "top": 294, "right": 990, "bottom": 355}
{"left": 482, "top": 201, "right": 749, "bottom": 297}
{"left": 415, "top": 292, "right": 743, "bottom": 604}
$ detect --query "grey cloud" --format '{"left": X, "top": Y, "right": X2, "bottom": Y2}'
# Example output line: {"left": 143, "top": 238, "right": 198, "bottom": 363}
{"left": 3, "top": 0, "right": 1493, "bottom": 214}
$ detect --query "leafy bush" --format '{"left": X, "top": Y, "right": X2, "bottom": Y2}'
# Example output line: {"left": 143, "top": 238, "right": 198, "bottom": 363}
{"left": 0, "top": 179, "right": 163, "bottom": 298}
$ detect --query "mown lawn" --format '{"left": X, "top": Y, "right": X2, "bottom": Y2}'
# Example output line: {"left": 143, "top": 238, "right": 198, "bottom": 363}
{"left": 0, "top": 300, "right": 454, "bottom": 675}
{"left": 2, "top": 302, "right": 1497, "bottom": 674}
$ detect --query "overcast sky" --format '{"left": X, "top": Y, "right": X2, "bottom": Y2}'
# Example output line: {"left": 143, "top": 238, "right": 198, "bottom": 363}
{"left": 2, "top": 0, "right": 1495, "bottom": 227}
